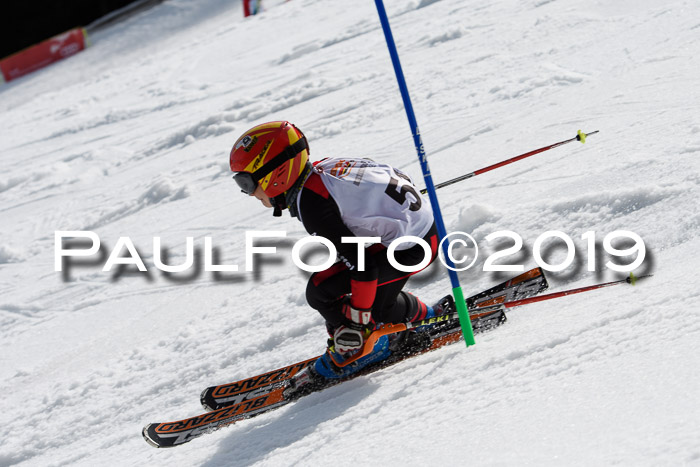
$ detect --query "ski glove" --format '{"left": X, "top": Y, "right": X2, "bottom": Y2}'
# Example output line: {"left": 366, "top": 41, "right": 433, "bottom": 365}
{"left": 341, "top": 298, "right": 372, "bottom": 326}
{"left": 333, "top": 297, "right": 372, "bottom": 353}
{"left": 333, "top": 324, "right": 366, "bottom": 354}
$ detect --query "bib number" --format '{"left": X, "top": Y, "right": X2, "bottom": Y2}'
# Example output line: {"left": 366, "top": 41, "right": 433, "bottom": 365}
{"left": 385, "top": 175, "right": 422, "bottom": 211}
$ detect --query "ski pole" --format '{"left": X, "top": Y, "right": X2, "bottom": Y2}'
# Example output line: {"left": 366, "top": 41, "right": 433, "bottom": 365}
{"left": 375, "top": 0, "right": 475, "bottom": 347}
{"left": 420, "top": 130, "right": 599, "bottom": 194}
{"left": 501, "top": 273, "right": 652, "bottom": 309}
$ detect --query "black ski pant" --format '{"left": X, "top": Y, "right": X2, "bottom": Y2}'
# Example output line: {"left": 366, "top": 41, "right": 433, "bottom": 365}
{"left": 306, "top": 223, "right": 438, "bottom": 331}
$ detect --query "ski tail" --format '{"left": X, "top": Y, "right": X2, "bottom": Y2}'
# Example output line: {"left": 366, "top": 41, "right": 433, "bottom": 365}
{"left": 467, "top": 267, "right": 548, "bottom": 310}
{"left": 412, "top": 267, "right": 548, "bottom": 335}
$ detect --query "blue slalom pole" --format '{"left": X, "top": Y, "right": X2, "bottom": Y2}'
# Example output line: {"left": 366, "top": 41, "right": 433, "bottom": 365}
{"left": 374, "top": 0, "right": 475, "bottom": 346}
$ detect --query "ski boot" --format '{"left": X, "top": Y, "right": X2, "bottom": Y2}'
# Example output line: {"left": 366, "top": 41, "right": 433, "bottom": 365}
{"left": 284, "top": 364, "right": 324, "bottom": 399}
{"left": 313, "top": 332, "right": 393, "bottom": 380}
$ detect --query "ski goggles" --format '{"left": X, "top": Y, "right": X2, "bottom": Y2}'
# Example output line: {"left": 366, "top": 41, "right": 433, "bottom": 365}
{"left": 232, "top": 171, "right": 258, "bottom": 195}
{"left": 232, "top": 135, "right": 309, "bottom": 195}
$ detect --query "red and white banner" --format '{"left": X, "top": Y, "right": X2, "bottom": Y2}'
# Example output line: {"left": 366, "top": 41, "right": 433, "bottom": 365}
{"left": 0, "top": 28, "right": 89, "bottom": 83}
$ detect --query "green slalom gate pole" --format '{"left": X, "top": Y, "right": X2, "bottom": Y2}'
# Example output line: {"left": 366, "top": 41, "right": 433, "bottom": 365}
{"left": 374, "top": 0, "right": 475, "bottom": 346}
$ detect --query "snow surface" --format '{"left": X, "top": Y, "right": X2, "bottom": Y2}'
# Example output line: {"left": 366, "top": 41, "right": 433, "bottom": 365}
{"left": 1, "top": 0, "right": 699, "bottom": 465}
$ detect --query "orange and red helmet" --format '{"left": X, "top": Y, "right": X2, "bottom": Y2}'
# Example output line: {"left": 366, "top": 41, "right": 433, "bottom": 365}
{"left": 230, "top": 121, "right": 309, "bottom": 199}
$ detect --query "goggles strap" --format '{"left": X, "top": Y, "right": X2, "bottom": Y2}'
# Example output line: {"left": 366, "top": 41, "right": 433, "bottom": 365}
{"left": 250, "top": 137, "right": 308, "bottom": 185}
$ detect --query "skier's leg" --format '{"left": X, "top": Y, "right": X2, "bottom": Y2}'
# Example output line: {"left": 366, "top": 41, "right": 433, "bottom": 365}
{"left": 306, "top": 264, "right": 395, "bottom": 378}
{"left": 306, "top": 223, "right": 440, "bottom": 327}
{"left": 371, "top": 223, "right": 440, "bottom": 323}
{"left": 375, "top": 288, "right": 432, "bottom": 323}
{"left": 305, "top": 263, "right": 351, "bottom": 330}
{"left": 305, "top": 248, "right": 433, "bottom": 329}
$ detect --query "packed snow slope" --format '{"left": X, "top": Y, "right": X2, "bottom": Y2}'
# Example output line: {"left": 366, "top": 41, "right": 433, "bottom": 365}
{"left": 1, "top": 0, "right": 699, "bottom": 465}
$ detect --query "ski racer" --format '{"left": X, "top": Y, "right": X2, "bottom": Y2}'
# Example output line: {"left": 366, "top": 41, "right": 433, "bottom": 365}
{"left": 229, "top": 121, "right": 447, "bottom": 378}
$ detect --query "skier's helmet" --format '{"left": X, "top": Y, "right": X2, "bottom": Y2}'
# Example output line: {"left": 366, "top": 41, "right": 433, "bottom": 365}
{"left": 230, "top": 121, "right": 309, "bottom": 198}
